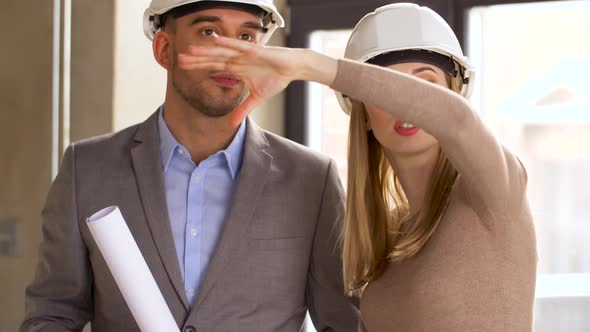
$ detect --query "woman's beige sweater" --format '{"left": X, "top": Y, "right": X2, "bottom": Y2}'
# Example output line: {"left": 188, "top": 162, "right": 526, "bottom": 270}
{"left": 330, "top": 59, "right": 537, "bottom": 331}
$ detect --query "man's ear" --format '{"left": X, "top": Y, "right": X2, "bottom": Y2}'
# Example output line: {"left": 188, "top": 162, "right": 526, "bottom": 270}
{"left": 153, "top": 31, "right": 172, "bottom": 70}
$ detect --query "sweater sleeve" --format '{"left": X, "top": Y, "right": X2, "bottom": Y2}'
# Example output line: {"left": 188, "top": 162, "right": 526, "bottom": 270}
{"left": 330, "top": 59, "right": 527, "bottom": 219}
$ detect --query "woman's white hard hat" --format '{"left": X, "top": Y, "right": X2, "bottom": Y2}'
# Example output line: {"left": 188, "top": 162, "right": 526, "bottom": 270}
{"left": 143, "top": 0, "right": 284, "bottom": 44}
{"left": 336, "top": 3, "right": 475, "bottom": 115}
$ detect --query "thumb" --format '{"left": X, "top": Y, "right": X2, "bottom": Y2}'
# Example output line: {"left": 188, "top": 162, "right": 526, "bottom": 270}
{"left": 227, "top": 94, "right": 261, "bottom": 126}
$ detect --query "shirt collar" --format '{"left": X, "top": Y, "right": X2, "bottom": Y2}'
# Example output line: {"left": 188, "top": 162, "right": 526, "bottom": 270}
{"left": 223, "top": 117, "right": 246, "bottom": 179}
{"left": 157, "top": 106, "right": 246, "bottom": 178}
{"left": 158, "top": 107, "right": 180, "bottom": 173}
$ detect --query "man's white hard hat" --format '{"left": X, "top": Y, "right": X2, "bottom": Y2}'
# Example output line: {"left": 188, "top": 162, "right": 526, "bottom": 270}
{"left": 143, "top": 0, "right": 284, "bottom": 44}
{"left": 336, "top": 3, "right": 475, "bottom": 115}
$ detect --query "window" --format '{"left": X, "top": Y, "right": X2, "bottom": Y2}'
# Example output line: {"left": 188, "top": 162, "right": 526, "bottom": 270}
{"left": 306, "top": 30, "right": 353, "bottom": 183}
{"left": 467, "top": 1, "right": 590, "bottom": 329}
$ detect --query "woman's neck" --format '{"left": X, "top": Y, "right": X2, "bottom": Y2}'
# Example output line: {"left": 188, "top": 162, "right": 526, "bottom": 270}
{"left": 384, "top": 145, "right": 441, "bottom": 216}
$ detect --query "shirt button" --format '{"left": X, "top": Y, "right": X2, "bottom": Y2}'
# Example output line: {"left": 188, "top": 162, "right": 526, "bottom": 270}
{"left": 188, "top": 288, "right": 195, "bottom": 297}
{"left": 194, "top": 175, "right": 200, "bottom": 182}
{"left": 184, "top": 326, "right": 196, "bottom": 332}
{"left": 178, "top": 149, "right": 185, "bottom": 155}
{"left": 190, "top": 228, "right": 197, "bottom": 238}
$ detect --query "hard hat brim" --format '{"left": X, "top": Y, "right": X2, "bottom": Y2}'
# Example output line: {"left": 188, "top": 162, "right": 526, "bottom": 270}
{"left": 143, "top": 0, "right": 284, "bottom": 43}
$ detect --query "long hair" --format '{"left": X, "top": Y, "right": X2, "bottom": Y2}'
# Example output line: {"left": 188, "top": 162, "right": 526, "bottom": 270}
{"left": 342, "top": 75, "right": 462, "bottom": 297}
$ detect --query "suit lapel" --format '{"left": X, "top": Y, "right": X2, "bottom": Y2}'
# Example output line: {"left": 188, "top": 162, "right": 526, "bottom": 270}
{"left": 131, "top": 111, "right": 189, "bottom": 309}
{"left": 192, "top": 119, "right": 273, "bottom": 309}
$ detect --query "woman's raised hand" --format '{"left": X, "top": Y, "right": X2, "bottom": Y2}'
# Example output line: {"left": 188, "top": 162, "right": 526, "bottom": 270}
{"left": 178, "top": 35, "right": 305, "bottom": 125}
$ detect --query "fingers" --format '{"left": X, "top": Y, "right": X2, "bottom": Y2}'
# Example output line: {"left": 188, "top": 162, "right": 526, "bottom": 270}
{"left": 228, "top": 95, "right": 261, "bottom": 126}
{"left": 177, "top": 60, "right": 228, "bottom": 71}
{"left": 212, "top": 35, "right": 258, "bottom": 54}
{"left": 178, "top": 43, "right": 252, "bottom": 71}
{"left": 177, "top": 51, "right": 248, "bottom": 71}
{"left": 178, "top": 36, "right": 261, "bottom": 72}
{"left": 177, "top": 61, "right": 248, "bottom": 76}
{"left": 177, "top": 53, "right": 223, "bottom": 65}
{"left": 186, "top": 45, "right": 241, "bottom": 58}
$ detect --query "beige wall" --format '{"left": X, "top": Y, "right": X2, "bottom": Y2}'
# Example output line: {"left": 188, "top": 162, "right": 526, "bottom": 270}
{"left": 70, "top": 0, "right": 116, "bottom": 142}
{"left": 0, "top": 1, "right": 56, "bottom": 331}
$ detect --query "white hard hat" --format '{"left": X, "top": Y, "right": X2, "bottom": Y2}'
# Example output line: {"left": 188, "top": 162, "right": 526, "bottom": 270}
{"left": 336, "top": 3, "right": 475, "bottom": 115}
{"left": 143, "top": 0, "right": 284, "bottom": 44}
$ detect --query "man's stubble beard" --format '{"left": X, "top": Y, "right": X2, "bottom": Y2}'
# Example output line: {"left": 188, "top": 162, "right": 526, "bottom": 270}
{"left": 170, "top": 48, "right": 248, "bottom": 118}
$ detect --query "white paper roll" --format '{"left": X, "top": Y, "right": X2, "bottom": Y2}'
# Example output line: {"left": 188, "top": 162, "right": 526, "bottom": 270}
{"left": 87, "top": 206, "right": 179, "bottom": 332}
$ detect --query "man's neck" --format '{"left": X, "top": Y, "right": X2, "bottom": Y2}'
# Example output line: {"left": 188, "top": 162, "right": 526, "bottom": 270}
{"left": 163, "top": 100, "right": 241, "bottom": 165}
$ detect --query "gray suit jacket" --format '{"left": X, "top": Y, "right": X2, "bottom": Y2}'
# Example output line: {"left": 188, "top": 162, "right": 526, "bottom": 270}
{"left": 21, "top": 111, "right": 361, "bottom": 332}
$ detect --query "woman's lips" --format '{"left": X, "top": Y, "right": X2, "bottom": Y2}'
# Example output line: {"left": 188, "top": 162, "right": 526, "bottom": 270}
{"left": 394, "top": 120, "right": 420, "bottom": 136}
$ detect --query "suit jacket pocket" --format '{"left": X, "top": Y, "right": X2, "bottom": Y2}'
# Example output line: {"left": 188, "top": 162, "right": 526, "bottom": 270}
{"left": 248, "top": 237, "right": 306, "bottom": 251}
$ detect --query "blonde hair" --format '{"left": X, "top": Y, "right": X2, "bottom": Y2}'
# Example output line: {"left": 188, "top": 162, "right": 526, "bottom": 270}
{"left": 342, "top": 73, "right": 462, "bottom": 297}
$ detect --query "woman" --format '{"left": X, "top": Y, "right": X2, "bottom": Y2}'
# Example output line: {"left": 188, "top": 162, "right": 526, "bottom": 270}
{"left": 178, "top": 3, "right": 537, "bottom": 330}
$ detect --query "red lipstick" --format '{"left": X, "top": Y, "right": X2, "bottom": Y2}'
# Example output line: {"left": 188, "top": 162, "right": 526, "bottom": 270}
{"left": 394, "top": 120, "right": 420, "bottom": 136}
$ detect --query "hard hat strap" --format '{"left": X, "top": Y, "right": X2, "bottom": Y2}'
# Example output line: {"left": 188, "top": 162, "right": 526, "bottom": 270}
{"left": 458, "top": 64, "right": 470, "bottom": 84}
{"left": 367, "top": 49, "right": 458, "bottom": 78}
{"left": 261, "top": 12, "right": 276, "bottom": 32}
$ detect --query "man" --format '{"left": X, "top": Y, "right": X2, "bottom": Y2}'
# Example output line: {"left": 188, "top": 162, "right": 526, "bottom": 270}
{"left": 21, "top": 1, "right": 361, "bottom": 331}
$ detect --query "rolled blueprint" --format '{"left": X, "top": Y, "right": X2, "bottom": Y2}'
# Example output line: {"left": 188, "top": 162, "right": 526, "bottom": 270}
{"left": 87, "top": 206, "right": 179, "bottom": 332}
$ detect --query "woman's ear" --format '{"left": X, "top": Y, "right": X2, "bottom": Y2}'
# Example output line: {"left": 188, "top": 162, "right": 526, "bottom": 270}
{"left": 153, "top": 31, "right": 172, "bottom": 70}
{"left": 364, "top": 108, "right": 372, "bottom": 132}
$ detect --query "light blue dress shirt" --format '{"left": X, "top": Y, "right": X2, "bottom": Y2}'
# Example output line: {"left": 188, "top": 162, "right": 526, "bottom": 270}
{"left": 157, "top": 108, "right": 246, "bottom": 306}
